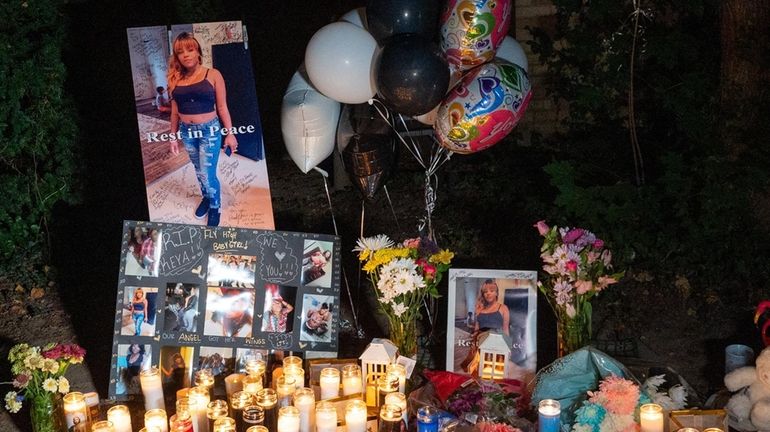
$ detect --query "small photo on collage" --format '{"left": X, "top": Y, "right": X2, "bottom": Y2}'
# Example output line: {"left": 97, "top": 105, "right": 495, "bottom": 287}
{"left": 125, "top": 225, "right": 162, "bottom": 277}
{"left": 206, "top": 253, "right": 257, "bottom": 288}
{"left": 159, "top": 346, "right": 194, "bottom": 405}
{"left": 163, "top": 282, "right": 201, "bottom": 333}
{"left": 299, "top": 294, "right": 334, "bottom": 343}
{"left": 114, "top": 343, "right": 153, "bottom": 396}
{"left": 120, "top": 286, "right": 159, "bottom": 337}
{"left": 260, "top": 284, "right": 297, "bottom": 333}
{"left": 197, "top": 346, "right": 235, "bottom": 398}
{"left": 301, "top": 240, "right": 334, "bottom": 287}
{"left": 204, "top": 287, "right": 255, "bottom": 338}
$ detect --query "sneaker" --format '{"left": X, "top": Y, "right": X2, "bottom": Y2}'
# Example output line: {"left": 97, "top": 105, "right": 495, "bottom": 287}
{"left": 207, "top": 208, "right": 221, "bottom": 227}
{"left": 194, "top": 198, "right": 210, "bottom": 219}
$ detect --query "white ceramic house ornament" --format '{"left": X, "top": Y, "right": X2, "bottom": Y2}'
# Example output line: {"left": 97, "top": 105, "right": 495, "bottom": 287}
{"left": 478, "top": 330, "right": 512, "bottom": 380}
{"left": 359, "top": 338, "right": 398, "bottom": 406}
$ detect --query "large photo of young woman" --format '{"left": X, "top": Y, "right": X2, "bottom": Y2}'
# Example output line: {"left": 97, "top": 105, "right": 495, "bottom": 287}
{"left": 126, "top": 21, "right": 274, "bottom": 228}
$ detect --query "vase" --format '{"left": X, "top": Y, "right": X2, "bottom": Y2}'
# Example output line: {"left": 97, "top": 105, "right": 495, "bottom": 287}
{"left": 29, "top": 392, "right": 63, "bottom": 432}
{"left": 556, "top": 314, "right": 591, "bottom": 357}
{"left": 388, "top": 318, "right": 418, "bottom": 359}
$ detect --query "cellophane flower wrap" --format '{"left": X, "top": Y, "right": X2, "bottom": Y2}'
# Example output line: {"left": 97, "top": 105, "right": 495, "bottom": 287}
{"left": 534, "top": 221, "right": 624, "bottom": 354}
{"left": 355, "top": 235, "right": 453, "bottom": 357}
{"left": 3, "top": 343, "right": 85, "bottom": 414}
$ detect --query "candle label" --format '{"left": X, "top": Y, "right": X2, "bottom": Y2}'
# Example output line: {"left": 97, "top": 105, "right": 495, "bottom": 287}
{"left": 110, "top": 219, "right": 342, "bottom": 400}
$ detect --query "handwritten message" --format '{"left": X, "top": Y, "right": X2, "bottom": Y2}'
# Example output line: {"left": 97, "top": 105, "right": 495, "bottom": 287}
{"left": 158, "top": 226, "right": 204, "bottom": 276}
{"left": 257, "top": 233, "right": 298, "bottom": 284}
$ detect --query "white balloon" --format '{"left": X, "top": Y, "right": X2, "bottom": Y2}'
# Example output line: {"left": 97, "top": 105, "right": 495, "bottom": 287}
{"left": 495, "top": 36, "right": 529, "bottom": 72}
{"left": 340, "top": 7, "right": 367, "bottom": 28}
{"left": 305, "top": 21, "right": 378, "bottom": 104}
{"left": 281, "top": 67, "right": 341, "bottom": 174}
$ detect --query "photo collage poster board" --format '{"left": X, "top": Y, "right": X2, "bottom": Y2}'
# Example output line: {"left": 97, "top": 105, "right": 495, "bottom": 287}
{"left": 111, "top": 220, "right": 340, "bottom": 400}
{"left": 445, "top": 269, "right": 538, "bottom": 384}
{"left": 127, "top": 21, "right": 275, "bottom": 229}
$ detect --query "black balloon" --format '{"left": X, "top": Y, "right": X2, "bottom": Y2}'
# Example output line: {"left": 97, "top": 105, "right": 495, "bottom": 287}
{"left": 365, "top": 0, "right": 440, "bottom": 44}
{"left": 376, "top": 34, "right": 450, "bottom": 117}
{"left": 342, "top": 134, "right": 396, "bottom": 201}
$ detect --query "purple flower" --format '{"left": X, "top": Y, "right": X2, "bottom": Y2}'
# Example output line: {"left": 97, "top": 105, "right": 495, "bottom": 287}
{"left": 562, "top": 228, "right": 585, "bottom": 244}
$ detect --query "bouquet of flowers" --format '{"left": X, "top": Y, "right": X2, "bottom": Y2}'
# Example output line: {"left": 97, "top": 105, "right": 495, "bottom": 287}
{"left": 354, "top": 234, "right": 453, "bottom": 357}
{"left": 534, "top": 221, "right": 624, "bottom": 355}
{"left": 571, "top": 375, "right": 646, "bottom": 432}
{"left": 3, "top": 342, "right": 85, "bottom": 431}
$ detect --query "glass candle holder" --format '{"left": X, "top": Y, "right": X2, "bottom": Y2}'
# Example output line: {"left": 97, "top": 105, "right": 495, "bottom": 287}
{"left": 176, "top": 397, "right": 190, "bottom": 418}
{"left": 242, "top": 405, "right": 265, "bottom": 429}
{"left": 417, "top": 406, "right": 439, "bottom": 432}
{"left": 538, "top": 399, "right": 561, "bottom": 432}
{"left": 341, "top": 364, "right": 363, "bottom": 396}
{"left": 224, "top": 373, "right": 245, "bottom": 399}
{"left": 243, "top": 374, "right": 263, "bottom": 395}
{"left": 385, "top": 364, "right": 407, "bottom": 393}
{"left": 194, "top": 369, "right": 215, "bottom": 399}
{"left": 639, "top": 403, "right": 664, "bottom": 432}
{"left": 316, "top": 401, "right": 338, "bottom": 432}
{"left": 107, "top": 405, "right": 132, "bottom": 432}
{"left": 277, "top": 406, "right": 301, "bottom": 432}
{"left": 702, "top": 429, "right": 725, "bottom": 432}
{"left": 140, "top": 367, "right": 165, "bottom": 411}
{"left": 212, "top": 417, "right": 236, "bottom": 432}
{"left": 345, "top": 400, "right": 368, "bottom": 432}
{"left": 176, "top": 388, "right": 190, "bottom": 402}
{"left": 246, "top": 427, "right": 269, "bottom": 432}
{"left": 245, "top": 359, "right": 267, "bottom": 377}
{"left": 283, "top": 365, "right": 305, "bottom": 389}
{"left": 92, "top": 420, "right": 115, "bottom": 432}
{"left": 384, "top": 392, "right": 407, "bottom": 425}
{"left": 169, "top": 410, "right": 193, "bottom": 432}
{"left": 283, "top": 356, "right": 303, "bottom": 369}
{"left": 229, "top": 391, "right": 253, "bottom": 430}
{"left": 379, "top": 403, "right": 403, "bottom": 432}
{"left": 377, "top": 374, "right": 398, "bottom": 407}
{"left": 256, "top": 388, "right": 278, "bottom": 432}
{"left": 207, "top": 400, "right": 229, "bottom": 431}
{"left": 275, "top": 375, "right": 296, "bottom": 407}
{"left": 319, "top": 368, "right": 341, "bottom": 400}
{"left": 188, "top": 386, "right": 210, "bottom": 432}
{"left": 293, "top": 387, "right": 316, "bottom": 432}
{"left": 63, "top": 391, "right": 88, "bottom": 430}
{"left": 144, "top": 408, "right": 169, "bottom": 432}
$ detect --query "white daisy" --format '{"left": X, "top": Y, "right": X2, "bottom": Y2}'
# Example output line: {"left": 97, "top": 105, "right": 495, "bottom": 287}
{"left": 353, "top": 234, "right": 394, "bottom": 253}
{"left": 42, "top": 378, "right": 58, "bottom": 392}
{"left": 57, "top": 377, "right": 70, "bottom": 394}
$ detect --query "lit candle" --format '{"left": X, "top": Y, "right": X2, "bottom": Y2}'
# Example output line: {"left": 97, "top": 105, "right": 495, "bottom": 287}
{"left": 63, "top": 391, "right": 88, "bottom": 430}
{"left": 107, "top": 405, "right": 132, "bottom": 432}
{"left": 342, "top": 364, "right": 363, "bottom": 396}
{"left": 283, "top": 356, "right": 303, "bottom": 369}
{"left": 315, "top": 401, "right": 338, "bottom": 432}
{"left": 212, "top": 417, "right": 236, "bottom": 432}
{"left": 145, "top": 408, "right": 169, "bottom": 432}
{"left": 242, "top": 405, "right": 265, "bottom": 429}
{"left": 245, "top": 359, "right": 267, "bottom": 378}
{"left": 417, "top": 406, "right": 439, "bottom": 432}
{"left": 293, "top": 387, "right": 316, "bottom": 432}
{"left": 256, "top": 388, "right": 278, "bottom": 432}
{"left": 345, "top": 400, "right": 368, "bottom": 432}
{"left": 275, "top": 375, "right": 296, "bottom": 408}
{"left": 377, "top": 374, "right": 398, "bottom": 407}
{"left": 246, "top": 427, "right": 269, "bottom": 432}
{"left": 170, "top": 411, "right": 193, "bottom": 432}
{"left": 177, "top": 388, "right": 190, "bottom": 401}
{"left": 194, "top": 369, "right": 215, "bottom": 400}
{"left": 140, "top": 367, "right": 166, "bottom": 411}
{"left": 92, "top": 420, "right": 116, "bottom": 432}
{"left": 320, "top": 368, "right": 341, "bottom": 400}
{"left": 188, "top": 386, "right": 210, "bottom": 432}
{"left": 538, "top": 399, "right": 561, "bottom": 432}
{"left": 379, "top": 404, "right": 403, "bottom": 432}
{"left": 384, "top": 392, "right": 407, "bottom": 426}
{"left": 277, "top": 406, "right": 301, "bottom": 432}
{"left": 229, "top": 391, "right": 253, "bottom": 432}
{"left": 283, "top": 365, "right": 305, "bottom": 389}
{"left": 386, "top": 364, "right": 407, "bottom": 394}
{"left": 224, "top": 373, "right": 244, "bottom": 399}
{"left": 243, "top": 375, "right": 263, "bottom": 396}
{"left": 84, "top": 391, "right": 101, "bottom": 425}
{"left": 207, "top": 400, "right": 229, "bottom": 432}
{"left": 639, "top": 403, "right": 664, "bottom": 432}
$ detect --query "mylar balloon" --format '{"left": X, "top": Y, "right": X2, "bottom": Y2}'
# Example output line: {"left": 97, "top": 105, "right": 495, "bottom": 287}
{"left": 337, "top": 102, "right": 392, "bottom": 154}
{"left": 340, "top": 7, "right": 367, "bottom": 29}
{"left": 440, "top": 0, "right": 512, "bottom": 72}
{"left": 495, "top": 35, "right": 528, "bottom": 72}
{"left": 342, "top": 134, "right": 396, "bottom": 201}
{"left": 366, "top": 0, "right": 440, "bottom": 44}
{"left": 305, "top": 21, "right": 378, "bottom": 104}
{"left": 281, "top": 66, "right": 341, "bottom": 173}
{"left": 434, "top": 60, "right": 532, "bottom": 154}
{"left": 376, "top": 34, "right": 450, "bottom": 116}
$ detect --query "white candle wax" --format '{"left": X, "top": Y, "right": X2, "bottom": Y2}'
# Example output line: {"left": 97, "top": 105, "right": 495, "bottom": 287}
{"left": 319, "top": 368, "right": 341, "bottom": 400}
{"left": 315, "top": 401, "right": 337, "bottom": 432}
{"left": 63, "top": 392, "right": 88, "bottom": 429}
{"left": 342, "top": 376, "right": 362, "bottom": 396}
{"left": 224, "top": 374, "right": 244, "bottom": 399}
{"left": 107, "top": 405, "right": 132, "bottom": 432}
{"left": 537, "top": 399, "right": 560, "bottom": 432}
{"left": 345, "top": 400, "right": 367, "bottom": 432}
{"left": 386, "top": 364, "right": 407, "bottom": 394}
{"left": 384, "top": 392, "right": 408, "bottom": 425}
{"left": 277, "top": 406, "right": 301, "bottom": 432}
{"left": 140, "top": 368, "right": 165, "bottom": 411}
{"left": 639, "top": 404, "right": 664, "bottom": 432}
{"left": 144, "top": 409, "right": 169, "bottom": 432}
{"left": 189, "top": 386, "right": 211, "bottom": 432}
{"left": 293, "top": 388, "right": 315, "bottom": 432}
{"left": 283, "top": 366, "right": 305, "bottom": 389}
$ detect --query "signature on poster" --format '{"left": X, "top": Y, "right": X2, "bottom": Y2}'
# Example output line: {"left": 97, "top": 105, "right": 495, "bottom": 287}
{"left": 257, "top": 233, "right": 298, "bottom": 284}
{"left": 159, "top": 226, "right": 204, "bottom": 275}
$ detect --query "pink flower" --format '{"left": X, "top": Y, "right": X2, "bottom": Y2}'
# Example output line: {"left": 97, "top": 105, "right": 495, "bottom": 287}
{"left": 587, "top": 251, "right": 600, "bottom": 264}
{"left": 566, "top": 260, "right": 578, "bottom": 272}
{"left": 562, "top": 228, "right": 585, "bottom": 244}
{"left": 575, "top": 280, "right": 593, "bottom": 294}
{"left": 601, "top": 249, "right": 612, "bottom": 266}
{"left": 13, "top": 373, "right": 30, "bottom": 388}
{"left": 477, "top": 422, "right": 522, "bottom": 432}
{"left": 534, "top": 220, "right": 550, "bottom": 236}
{"left": 597, "top": 276, "right": 618, "bottom": 290}
{"left": 422, "top": 264, "right": 437, "bottom": 279}
{"left": 593, "top": 376, "right": 639, "bottom": 415}
{"left": 402, "top": 238, "right": 421, "bottom": 248}
{"left": 593, "top": 239, "right": 604, "bottom": 249}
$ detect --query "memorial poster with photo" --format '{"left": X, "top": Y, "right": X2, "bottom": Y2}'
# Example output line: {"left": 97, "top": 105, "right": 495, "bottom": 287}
{"left": 111, "top": 221, "right": 340, "bottom": 400}
{"left": 445, "top": 269, "right": 538, "bottom": 384}
{"left": 126, "top": 21, "right": 274, "bottom": 228}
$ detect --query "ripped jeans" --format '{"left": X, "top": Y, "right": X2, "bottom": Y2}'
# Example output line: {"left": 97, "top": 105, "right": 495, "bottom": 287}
{"left": 180, "top": 117, "right": 222, "bottom": 210}
{"left": 133, "top": 312, "right": 145, "bottom": 335}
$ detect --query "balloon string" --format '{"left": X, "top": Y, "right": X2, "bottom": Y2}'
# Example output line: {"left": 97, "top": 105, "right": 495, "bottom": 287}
{"left": 383, "top": 185, "right": 402, "bottom": 235}
{"left": 356, "top": 200, "right": 367, "bottom": 338}
{"left": 315, "top": 167, "right": 339, "bottom": 236}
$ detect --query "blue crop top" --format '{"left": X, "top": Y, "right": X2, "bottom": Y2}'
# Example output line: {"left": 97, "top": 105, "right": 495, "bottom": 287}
{"left": 172, "top": 70, "right": 216, "bottom": 115}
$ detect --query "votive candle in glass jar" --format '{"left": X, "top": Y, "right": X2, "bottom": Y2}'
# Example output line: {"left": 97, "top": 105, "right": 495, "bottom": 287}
{"left": 538, "top": 399, "right": 561, "bottom": 432}
{"left": 385, "top": 364, "right": 407, "bottom": 394}
{"left": 277, "top": 406, "right": 301, "bottom": 432}
{"left": 212, "top": 417, "right": 236, "bottom": 432}
{"left": 345, "top": 399, "right": 368, "bottom": 432}
{"left": 107, "top": 405, "right": 132, "bottom": 432}
{"left": 242, "top": 405, "right": 265, "bottom": 430}
{"left": 207, "top": 400, "right": 229, "bottom": 431}
{"left": 283, "top": 356, "right": 303, "bottom": 370}
{"left": 245, "top": 358, "right": 266, "bottom": 377}
{"left": 188, "top": 386, "right": 210, "bottom": 432}
{"left": 639, "top": 403, "right": 664, "bottom": 432}
{"left": 319, "top": 368, "right": 341, "bottom": 400}
{"left": 63, "top": 391, "right": 88, "bottom": 430}
{"left": 384, "top": 392, "right": 407, "bottom": 425}
{"left": 169, "top": 410, "right": 193, "bottom": 432}
{"left": 283, "top": 365, "right": 305, "bottom": 389}
{"left": 377, "top": 374, "right": 398, "bottom": 407}
{"left": 341, "top": 364, "right": 363, "bottom": 396}
{"left": 140, "top": 367, "right": 165, "bottom": 411}
{"left": 243, "top": 374, "right": 263, "bottom": 396}
{"left": 256, "top": 388, "right": 278, "bottom": 432}
{"left": 275, "top": 375, "right": 296, "bottom": 407}
{"left": 144, "top": 408, "right": 169, "bottom": 432}
{"left": 379, "top": 404, "right": 403, "bottom": 432}
{"left": 92, "top": 420, "right": 116, "bottom": 432}
{"left": 315, "top": 401, "right": 337, "bottom": 432}
{"left": 229, "top": 391, "right": 253, "bottom": 432}
{"left": 194, "top": 369, "right": 215, "bottom": 399}
{"left": 293, "top": 387, "right": 315, "bottom": 432}
{"left": 246, "top": 427, "right": 268, "bottom": 432}
{"left": 224, "top": 373, "right": 244, "bottom": 400}
{"left": 417, "top": 406, "right": 439, "bottom": 432}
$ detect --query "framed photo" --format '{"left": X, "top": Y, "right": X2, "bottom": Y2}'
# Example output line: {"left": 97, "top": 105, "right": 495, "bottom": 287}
{"left": 446, "top": 269, "right": 538, "bottom": 383}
